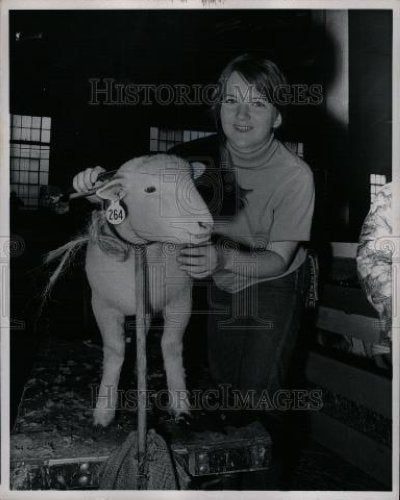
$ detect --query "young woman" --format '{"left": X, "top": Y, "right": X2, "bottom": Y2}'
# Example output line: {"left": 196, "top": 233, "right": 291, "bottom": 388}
{"left": 73, "top": 53, "right": 315, "bottom": 418}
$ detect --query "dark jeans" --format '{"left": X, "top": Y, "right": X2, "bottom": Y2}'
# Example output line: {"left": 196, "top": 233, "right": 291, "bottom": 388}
{"left": 208, "top": 262, "right": 308, "bottom": 402}
{"left": 206, "top": 263, "right": 309, "bottom": 489}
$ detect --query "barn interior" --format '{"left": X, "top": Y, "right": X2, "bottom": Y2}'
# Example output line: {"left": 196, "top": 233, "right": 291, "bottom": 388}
{"left": 9, "top": 9, "right": 392, "bottom": 491}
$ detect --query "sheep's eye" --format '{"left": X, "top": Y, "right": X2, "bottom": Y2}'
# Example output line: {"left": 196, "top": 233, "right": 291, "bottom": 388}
{"left": 145, "top": 186, "right": 156, "bottom": 193}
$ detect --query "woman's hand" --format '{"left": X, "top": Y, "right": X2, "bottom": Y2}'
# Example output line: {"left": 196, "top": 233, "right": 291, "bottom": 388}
{"left": 72, "top": 166, "right": 106, "bottom": 193}
{"left": 177, "top": 243, "right": 220, "bottom": 279}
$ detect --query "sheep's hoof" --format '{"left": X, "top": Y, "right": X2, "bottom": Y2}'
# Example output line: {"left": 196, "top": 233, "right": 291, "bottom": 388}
{"left": 92, "top": 423, "right": 108, "bottom": 437}
{"left": 93, "top": 409, "right": 115, "bottom": 428}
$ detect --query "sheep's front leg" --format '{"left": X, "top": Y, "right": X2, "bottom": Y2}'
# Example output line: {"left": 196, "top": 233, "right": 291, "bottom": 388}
{"left": 92, "top": 295, "right": 125, "bottom": 427}
{"left": 162, "top": 289, "right": 192, "bottom": 418}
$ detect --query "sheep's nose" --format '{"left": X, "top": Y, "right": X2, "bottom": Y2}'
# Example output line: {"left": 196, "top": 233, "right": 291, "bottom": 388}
{"left": 198, "top": 221, "right": 213, "bottom": 232}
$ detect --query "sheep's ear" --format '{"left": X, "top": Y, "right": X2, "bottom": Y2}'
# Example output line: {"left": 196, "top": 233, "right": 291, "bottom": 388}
{"left": 96, "top": 179, "right": 126, "bottom": 201}
{"left": 190, "top": 161, "right": 207, "bottom": 180}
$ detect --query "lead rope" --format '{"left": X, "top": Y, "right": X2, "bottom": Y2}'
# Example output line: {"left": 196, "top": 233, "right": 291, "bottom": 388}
{"left": 134, "top": 243, "right": 151, "bottom": 490}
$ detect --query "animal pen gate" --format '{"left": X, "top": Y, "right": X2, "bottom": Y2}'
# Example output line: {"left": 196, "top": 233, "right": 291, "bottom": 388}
{"left": 11, "top": 243, "right": 273, "bottom": 490}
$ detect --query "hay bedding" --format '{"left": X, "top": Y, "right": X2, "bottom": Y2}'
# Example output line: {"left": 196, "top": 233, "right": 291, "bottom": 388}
{"left": 11, "top": 337, "right": 133, "bottom": 463}
{"left": 11, "top": 334, "right": 387, "bottom": 491}
{"left": 10, "top": 317, "right": 196, "bottom": 490}
{"left": 10, "top": 322, "right": 177, "bottom": 457}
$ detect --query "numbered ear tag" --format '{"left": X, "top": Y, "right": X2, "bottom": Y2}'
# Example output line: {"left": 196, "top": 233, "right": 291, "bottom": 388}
{"left": 106, "top": 199, "right": 126, "bottom": 225}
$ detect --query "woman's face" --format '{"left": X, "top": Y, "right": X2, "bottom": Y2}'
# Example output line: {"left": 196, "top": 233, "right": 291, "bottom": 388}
{"left": 220, "top": 71, "right": 281, "bottom": 152}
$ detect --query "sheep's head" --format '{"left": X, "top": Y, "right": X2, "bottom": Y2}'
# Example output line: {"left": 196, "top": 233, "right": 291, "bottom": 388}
{"left": 96, "top": 154, "right": 213, "bottom": 245}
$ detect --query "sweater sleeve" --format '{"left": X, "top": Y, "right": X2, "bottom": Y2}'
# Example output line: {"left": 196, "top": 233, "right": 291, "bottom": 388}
{"left": 268, "top": 167, "right": 315, "bottom": 242}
